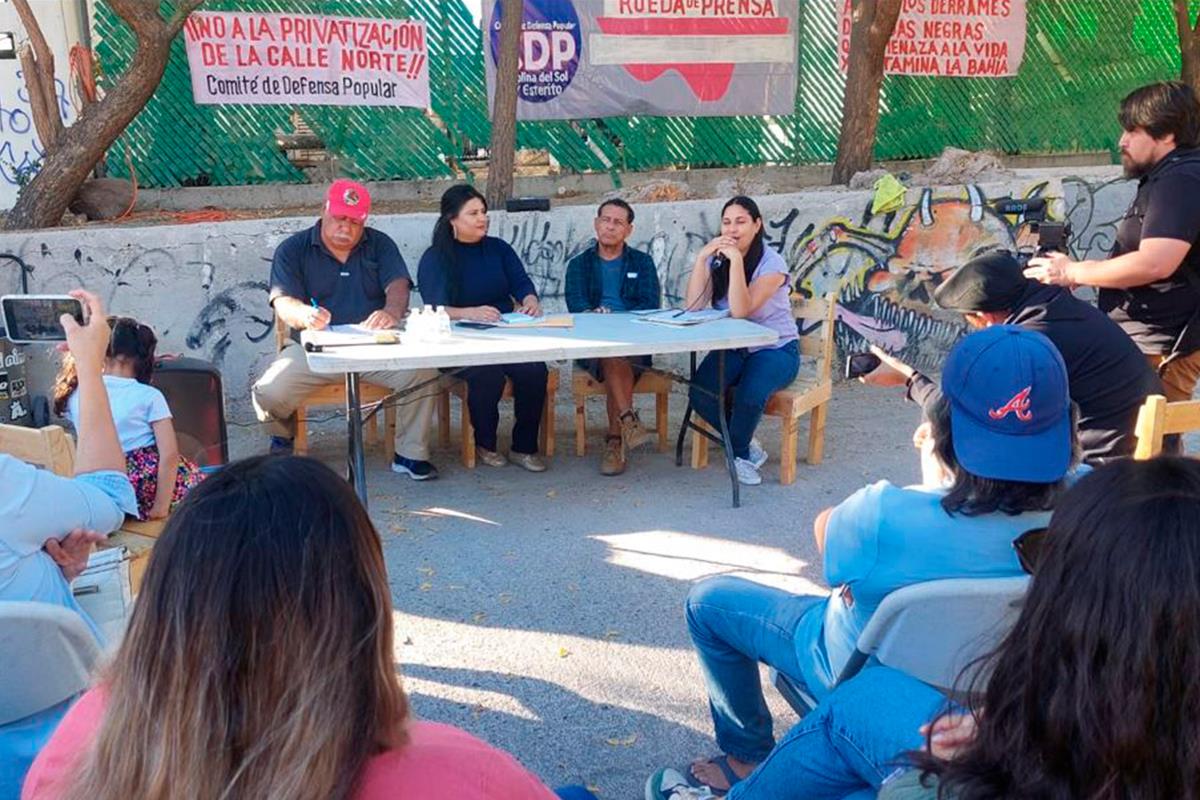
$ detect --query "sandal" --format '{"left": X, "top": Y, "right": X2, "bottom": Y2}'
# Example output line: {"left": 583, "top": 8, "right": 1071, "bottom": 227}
{"left": 687, "top": 754, "right": 744, "bottom": 796}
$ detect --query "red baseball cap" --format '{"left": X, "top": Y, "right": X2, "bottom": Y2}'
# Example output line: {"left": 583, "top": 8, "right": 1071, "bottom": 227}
{"left": 326, "top": 179, "right": 371, "bottom": 222}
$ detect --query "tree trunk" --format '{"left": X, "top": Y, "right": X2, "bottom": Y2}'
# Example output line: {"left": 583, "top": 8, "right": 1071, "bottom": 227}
{"left": 1175, "top": 0, "right": 1200, "bottom": 93}
{"left": 4, "top": 0, "right": 205, "bottom": 230}
{"left": 832, "top": 0, "right": 904, "bottom": 185}
{"left": 486, "top": 0, "right": 524, "bottom": 209}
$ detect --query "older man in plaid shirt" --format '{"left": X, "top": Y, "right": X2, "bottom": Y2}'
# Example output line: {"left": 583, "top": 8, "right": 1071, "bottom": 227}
{"left": 564, "top": 199, "right": 661, "bottom": 476}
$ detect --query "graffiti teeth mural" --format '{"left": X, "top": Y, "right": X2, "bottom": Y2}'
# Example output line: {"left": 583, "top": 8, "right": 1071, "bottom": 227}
{"left": 791, "top": 184, "right": 1059, "bottom": 371}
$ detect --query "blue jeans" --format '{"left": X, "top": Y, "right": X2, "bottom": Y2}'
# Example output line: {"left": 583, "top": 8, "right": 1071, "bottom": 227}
{"left": 725, "top": 667, "right": 947, "bottom": 800}
{"left": 555, "top": 786, "right": 599, "bottom": 800}
{"left": 688, "top": 341, "right": 800, "bottom": 460}
{"left": 685, "top": 575, "right": 825, "bottom": 763}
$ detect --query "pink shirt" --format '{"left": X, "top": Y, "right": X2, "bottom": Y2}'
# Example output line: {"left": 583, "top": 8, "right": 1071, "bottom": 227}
{"left": 22, "top": 689, "right": 558, "bottom": 800}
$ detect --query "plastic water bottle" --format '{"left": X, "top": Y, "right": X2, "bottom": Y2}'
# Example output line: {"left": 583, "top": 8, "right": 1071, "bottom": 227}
{"left": 407, "top": 307, "right": 424, "bottom": 342}
{"left": 436, "top": 306, "right": 451, "bottom": 340}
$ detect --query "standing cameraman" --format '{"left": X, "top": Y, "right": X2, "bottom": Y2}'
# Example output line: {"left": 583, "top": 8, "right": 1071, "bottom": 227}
{"left": 1026, "top": 81, "right": 1200, "bottom": 402}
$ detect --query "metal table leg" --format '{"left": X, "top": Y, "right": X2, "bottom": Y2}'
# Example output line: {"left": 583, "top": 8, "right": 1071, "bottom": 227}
{"left": 715, "top": 350, "right": 740, "bottom": 508}
{"left": 675, "top": 351, "right": 698, "bottom": 467}
{"left": 345, "top": 372, "right": 368, "bottom": 509}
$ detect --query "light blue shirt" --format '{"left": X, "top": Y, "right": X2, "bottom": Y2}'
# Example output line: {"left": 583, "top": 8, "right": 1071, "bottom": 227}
{"left": 0, "top": 455, "right": 137, "bottom": 798}
{"left": 0, "top": 455, "right": 137, "bottom": 635}
{"left": 793, "top": 480, "right": 1047, "bottom": 700}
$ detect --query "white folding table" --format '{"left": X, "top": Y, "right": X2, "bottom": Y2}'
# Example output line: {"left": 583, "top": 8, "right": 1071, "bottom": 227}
{"left": 301, "top": 313, "right": 777, "bottom": 509}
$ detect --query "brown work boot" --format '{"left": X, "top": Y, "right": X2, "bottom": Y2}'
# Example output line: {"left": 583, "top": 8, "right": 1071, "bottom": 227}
{"left": 619, "top": 410, "right": 652, "bottom": 451}
{"left": 600, "top": 435, "right": 626, "bottom": 476}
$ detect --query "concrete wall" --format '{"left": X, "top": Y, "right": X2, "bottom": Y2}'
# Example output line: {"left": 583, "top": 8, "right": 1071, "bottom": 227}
{"left": 0, "top": 168, "right": 1133, "bottom": 429}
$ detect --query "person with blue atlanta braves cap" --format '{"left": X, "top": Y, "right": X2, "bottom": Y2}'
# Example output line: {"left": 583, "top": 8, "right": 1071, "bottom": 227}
{"left": 658, "top": 325, "right": 1080, "bottom": 800}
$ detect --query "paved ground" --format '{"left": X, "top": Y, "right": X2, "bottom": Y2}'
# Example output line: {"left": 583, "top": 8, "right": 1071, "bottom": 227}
{"left": 252, "top": 381, "right": 920, "bottom": 798}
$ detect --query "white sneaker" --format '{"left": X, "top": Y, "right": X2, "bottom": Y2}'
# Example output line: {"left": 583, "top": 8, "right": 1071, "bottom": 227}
{"left": 748, "top": 437, "right": 768, "bottom": 469}
{"left": 645, "top": 768, "right": 716, "bottom": 800}
{"left": 734, "top": 457, "right": 762, "bottom": 485}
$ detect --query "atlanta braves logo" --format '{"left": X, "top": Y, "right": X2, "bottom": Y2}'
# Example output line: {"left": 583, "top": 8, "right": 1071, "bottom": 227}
{"left": 989, "top": 386, "right": 1033, "bottom": 422}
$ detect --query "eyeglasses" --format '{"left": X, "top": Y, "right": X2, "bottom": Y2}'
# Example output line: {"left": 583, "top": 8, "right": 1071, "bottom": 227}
{"left": 1012, "top": 527, "right": 1048, "bottom": 576}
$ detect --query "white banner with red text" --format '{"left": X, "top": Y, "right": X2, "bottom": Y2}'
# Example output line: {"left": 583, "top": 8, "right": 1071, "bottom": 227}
{"left": 839, "top": 0, "right": 1027, "bottom": 78}
{"left": 182, "top": 11, "right": 430, "bottom": 107}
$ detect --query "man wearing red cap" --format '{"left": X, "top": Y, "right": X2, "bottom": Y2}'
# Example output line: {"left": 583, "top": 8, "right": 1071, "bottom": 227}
{"left": 252, "top": 179, "right": 438, "bottom": 479}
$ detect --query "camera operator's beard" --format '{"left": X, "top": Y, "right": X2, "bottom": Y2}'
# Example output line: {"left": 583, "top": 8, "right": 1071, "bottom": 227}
{"left": 1121, "top": 152, "right": 1153, "bottom": 179}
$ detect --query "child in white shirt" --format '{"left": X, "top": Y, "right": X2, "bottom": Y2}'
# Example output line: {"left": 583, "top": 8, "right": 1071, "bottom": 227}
{"left": 54, "top": 316, "right": 203, "bottom": 519}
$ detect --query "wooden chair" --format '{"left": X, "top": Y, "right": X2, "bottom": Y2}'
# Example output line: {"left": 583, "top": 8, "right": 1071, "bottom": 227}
{"left": 1133, "top": 393, "right": 1200, "bottom": 459}
{"left": 274, "top": 317, "right": 396, "bottom": 456}
{"left": 0, "top": 423, "right": 76, "bottom": 476}
{"left": 572, "top": 368, "right": 671, "bottom": 455}
{"left": 691, "top": 293, "right": 837, "bottom": 485}
{"left": 437, "top": 370, "right": 559, "bottom": 468}
{"left": 0, "top": 423, "right": 156, "bottom": 592}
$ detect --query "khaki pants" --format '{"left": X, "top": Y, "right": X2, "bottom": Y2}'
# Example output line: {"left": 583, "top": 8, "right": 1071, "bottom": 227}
{"left": 252, "top": 341, "right": 436, "bottom": 460}
{"left": 1147, "top": 350, "right": 1200, "bottom": 403}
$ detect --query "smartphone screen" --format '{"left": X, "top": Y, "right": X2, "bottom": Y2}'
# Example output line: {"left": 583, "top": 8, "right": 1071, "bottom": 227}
{"left": 1, "top": 295, "right": 85, "bottom": 343}
{"left": 845, "top": 351, "right": 882, "bottom": 380}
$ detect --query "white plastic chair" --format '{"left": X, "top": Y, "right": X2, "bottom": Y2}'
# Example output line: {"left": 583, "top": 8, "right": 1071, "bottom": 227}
{"left": 773, "top": 576, "right": 1030, "bottom": 715}
{"left": 0, "top": 601, "right": 101, "bottom": 725}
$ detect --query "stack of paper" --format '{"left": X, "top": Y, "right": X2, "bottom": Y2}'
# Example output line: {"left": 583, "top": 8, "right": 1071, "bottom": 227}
{"left": 637, "top": 309, "right": 730, "bottom": 327}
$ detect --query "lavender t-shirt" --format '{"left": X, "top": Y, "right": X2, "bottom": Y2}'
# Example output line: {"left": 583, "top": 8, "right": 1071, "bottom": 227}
{"left": 714, "top": 247, "right": 798, "bottom": 351}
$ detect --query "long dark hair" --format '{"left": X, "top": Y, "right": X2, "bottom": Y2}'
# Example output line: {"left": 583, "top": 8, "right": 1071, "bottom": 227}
{"left": 917, "top": 457, "right": 1200, "bottom": 799}
{"left": 712, "top": 196, "right": 766, "bottom": 304}
{"left": 927, "top": 394, "right": 1077, "bottom": 516}
{"left": 63, "top": 456, "right": 409, "bottom": 800}
{"left": 431, "top": 184, "right": 487, "bottom": 305}
{"left": 53, "top": 315, "right": 157, "bottom": 416}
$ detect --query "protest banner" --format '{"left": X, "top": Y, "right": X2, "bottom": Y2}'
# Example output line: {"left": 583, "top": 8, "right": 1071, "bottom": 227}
{"left": 183, "top": 11, "right": 430, "bottom": 107}
{"left": 839, "top": 0, "right": 1027, "bottom": 77}
{"left": 483, "top": 0, "right": 798, "bottom": 119}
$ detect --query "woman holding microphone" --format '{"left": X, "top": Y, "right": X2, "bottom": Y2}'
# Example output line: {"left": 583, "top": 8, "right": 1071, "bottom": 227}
{"left": 685, "top": 196, "right": 799, "bottom": 485}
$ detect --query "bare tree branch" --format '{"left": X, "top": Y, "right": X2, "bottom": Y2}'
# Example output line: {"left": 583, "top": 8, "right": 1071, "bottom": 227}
{"left": 106, "top": 0, "right": 169, "bottom": 40}
{"left": 11, "top": 0, "right": 65, "bottom": 153}
{"left": 167, "top": 0, "right": 209, "bottom": 38}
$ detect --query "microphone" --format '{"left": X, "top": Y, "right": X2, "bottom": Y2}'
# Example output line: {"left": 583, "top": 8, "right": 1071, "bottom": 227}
{"left": 709, "top": 252, "right": 730, "bottom": 271}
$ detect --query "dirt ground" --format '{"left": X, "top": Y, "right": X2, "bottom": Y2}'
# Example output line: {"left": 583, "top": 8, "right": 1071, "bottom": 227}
{"left": 229, "top": 381, "right": 922, "bottom": 797}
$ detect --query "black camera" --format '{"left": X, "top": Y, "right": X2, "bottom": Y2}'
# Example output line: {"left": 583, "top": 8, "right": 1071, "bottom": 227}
{"left": 990, "top": 198, "right": 1072, "bottom": 264}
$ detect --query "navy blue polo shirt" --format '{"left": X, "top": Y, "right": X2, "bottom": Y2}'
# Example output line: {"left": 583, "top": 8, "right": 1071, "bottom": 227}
{"left": 268, "top": 222, "right": 411, "bottom": 325}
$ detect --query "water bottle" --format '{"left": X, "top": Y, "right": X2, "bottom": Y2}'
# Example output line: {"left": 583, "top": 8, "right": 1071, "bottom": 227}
{"left": 436, "top": 306, "right": 451, "bottom": 340}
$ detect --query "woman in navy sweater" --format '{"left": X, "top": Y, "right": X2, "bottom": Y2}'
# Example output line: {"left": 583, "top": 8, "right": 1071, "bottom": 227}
{"left": 417, "top": 185, "right": 549, "bottom": 472}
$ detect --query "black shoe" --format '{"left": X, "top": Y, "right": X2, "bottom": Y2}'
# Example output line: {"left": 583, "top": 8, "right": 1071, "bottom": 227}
{"left": 392, "top": 455, "right": 439, "bottom": 481}
{"left": 269, "top": 436, "right": 294, "bottom": 456}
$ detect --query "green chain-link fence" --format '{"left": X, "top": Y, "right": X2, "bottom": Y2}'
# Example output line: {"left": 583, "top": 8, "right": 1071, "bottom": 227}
{"left": 92, "top": 0, "right": 1189, "bottom": 187}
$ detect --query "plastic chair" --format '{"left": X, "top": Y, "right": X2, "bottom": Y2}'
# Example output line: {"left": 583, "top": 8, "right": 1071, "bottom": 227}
{"left": 773, "top": 576, "right": 1030, "bottom": 715}
{"left": 0, "top": 601, "right": 101, "bottom": 725}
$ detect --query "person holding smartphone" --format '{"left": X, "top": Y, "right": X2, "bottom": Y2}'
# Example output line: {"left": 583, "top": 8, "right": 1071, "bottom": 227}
{"left": 684, "top": 196, "right": 799, "bottom": 486}
{"left": 0, "top": 289, "right": 138, "bottom": 796}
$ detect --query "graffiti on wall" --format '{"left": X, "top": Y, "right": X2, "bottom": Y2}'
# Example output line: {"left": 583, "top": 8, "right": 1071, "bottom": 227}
{"left": 0, "top": 75, "right": 72, "bottom": 203}
{"left": 787, "top": 184, "right": 1056, "bottom": 371}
